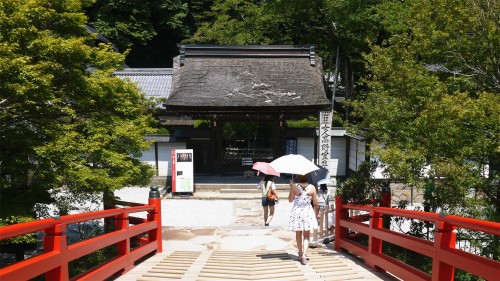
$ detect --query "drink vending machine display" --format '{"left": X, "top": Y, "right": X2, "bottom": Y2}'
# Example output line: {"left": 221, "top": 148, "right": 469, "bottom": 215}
{"left": 171, "top": 149, "right": 194, "bottom": 193}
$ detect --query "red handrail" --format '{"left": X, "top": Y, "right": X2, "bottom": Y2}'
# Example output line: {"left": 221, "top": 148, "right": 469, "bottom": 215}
{"left": 335, "top": 196, "right": 500, "bottom": 281}
{"left": 0, "top": 186, "right": 163, "bottom": 281}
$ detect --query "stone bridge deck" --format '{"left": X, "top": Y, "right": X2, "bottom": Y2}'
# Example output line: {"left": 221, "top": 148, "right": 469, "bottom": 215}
{"left": 118, "top": 249, "right": 393, "bottom": 281}
{"left": 113, "top": 187, "right": 399, "bottom": 281}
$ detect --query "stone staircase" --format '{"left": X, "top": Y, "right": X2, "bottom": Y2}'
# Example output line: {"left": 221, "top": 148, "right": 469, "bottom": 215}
{"left": 184, "top": 182, "right": 290, "bottom": 200}
{"left": 134, "top": 249, "right": 383, "bottom": 281}
{"left": 155, "top": 175, "right": 293, "bottom": 199}
{"left": 196, "top": 182, "right": 288, "bottom": 192}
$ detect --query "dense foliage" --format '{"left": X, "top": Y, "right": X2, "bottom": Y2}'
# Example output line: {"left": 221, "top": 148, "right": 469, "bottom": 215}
{"left": 2, "top": 0, "right": 494, "bottom": 220}
{"left": 1, "top": 1, "right": 498, "bottom": 274}
{"left": 86, "top": 0, "right": 188, "bottom": 67}
{"left": 176, "top": 0, "right": 499, "bottom": 221}
{"left": 350, "top": 0, "right": 499, "bottom": 219}
{"left": 0, "top": 0, "right": 156, "bottom": 224}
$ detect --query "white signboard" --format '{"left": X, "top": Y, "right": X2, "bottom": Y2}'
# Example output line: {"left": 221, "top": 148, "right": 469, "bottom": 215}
{"left": 171, "top": 149, "right": 194, "bottom": 193}
{"left": 319, "top": 111, "right": 332, "bottom": 170}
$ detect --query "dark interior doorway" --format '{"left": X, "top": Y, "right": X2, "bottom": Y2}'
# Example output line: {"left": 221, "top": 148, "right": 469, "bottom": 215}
{"left": 221, "top": 121, "right": 277, "bottom": 175}
{"left": 189, "top": 140, "right": 211, "bottom": 175}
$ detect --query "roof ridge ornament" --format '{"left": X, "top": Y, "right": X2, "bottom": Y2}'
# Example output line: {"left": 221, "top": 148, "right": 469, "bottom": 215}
{"left": 180, "top": 45, "right": 185, "bottom": 66}
{"left": 177, "top": 45, "right": 317, "bottom": 64}
{"left": 309, "top": 45, "right": 316, "bottom": 67}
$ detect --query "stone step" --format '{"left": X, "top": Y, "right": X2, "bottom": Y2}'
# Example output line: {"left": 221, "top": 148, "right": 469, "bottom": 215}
{"left": 219, "top": 189, "right": 289, "bottom": 196}
{"left": 167, "top": 181, "right": 292, "bottom": 199}
{"left": 219, "top": 188, "right": 260, "bottom": 194}
{"left": 195, "top": 183, "right": 289, "bottom": 192}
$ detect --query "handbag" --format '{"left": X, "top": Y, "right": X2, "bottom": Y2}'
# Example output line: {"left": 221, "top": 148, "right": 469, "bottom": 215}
{"left": 266, "top": 186, "right": 277, "bottom": 201}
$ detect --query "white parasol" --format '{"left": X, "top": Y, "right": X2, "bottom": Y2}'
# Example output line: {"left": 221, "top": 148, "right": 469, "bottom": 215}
{"left": 269, "top": 154, "right": 319, "bottom": 175}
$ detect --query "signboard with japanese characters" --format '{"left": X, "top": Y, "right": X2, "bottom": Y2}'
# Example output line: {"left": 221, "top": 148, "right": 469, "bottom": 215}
{"left": 319, "top": 111, "right": 332, "bottom": 170}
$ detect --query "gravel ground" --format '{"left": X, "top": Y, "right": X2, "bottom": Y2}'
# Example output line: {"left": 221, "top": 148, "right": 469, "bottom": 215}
{"left": 114, "top": 187, "right": 293, "bottom": 228}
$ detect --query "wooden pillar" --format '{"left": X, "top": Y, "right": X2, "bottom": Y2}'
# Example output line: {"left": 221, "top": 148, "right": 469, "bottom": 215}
{"left": 148, "top": 186, "right": 163, "bottom": 253}
{"left": 276, "top": 115, "right": 285, "bottom": 157}
{"left": 210, "top": 117, "right": 216, "bottom": 175}
{"left": 334, "top": 196, "right": 348, "bottom": 251}
{"left": 432, "top": 221, "right": 456, "bottom": 281}
{"left": 115, "top": 212, "right": 134, "bottom": 273}
{"left": 367, "top": 209, "right": 383, "bottom": 270}
{"left": 380, "top": 182, "right": 391, "bottom": 208}
{"left": 44, "top": 224, "right": 69, "bottom": 281}
{"left": 154, "top": 142, "right": 159, "bottom": 176}
{"left": 211, "top": 117, "right": 223, "bottom": 175}
{"left": 115, "top": 212, "right": 130, "bottom": 256}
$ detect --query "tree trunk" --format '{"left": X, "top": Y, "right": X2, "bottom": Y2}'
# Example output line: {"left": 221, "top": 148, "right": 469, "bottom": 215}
{"left": 102, "top": 190, "right": 117, "bottom": 233}
{"left": 344, "top": 56, "right": 353, "bottom": 121}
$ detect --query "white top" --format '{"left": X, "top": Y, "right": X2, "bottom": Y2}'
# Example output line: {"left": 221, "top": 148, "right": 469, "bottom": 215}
{"left": 257, "top": 180, "right": 276, "bottom": 197}
{"left": 316, "top": 189, "right": 330, "bottom": 207}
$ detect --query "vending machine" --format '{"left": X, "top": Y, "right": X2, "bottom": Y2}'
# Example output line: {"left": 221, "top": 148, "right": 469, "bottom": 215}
{"left": 171, "top": 149, "right": 194, "bottom": 194}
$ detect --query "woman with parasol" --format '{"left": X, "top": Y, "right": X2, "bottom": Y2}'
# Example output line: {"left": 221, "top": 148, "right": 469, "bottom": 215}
{"left": 288, "top": 173, "right": 320, "bottom": 265}
{"left": 257, "top": 174, "right": 279, "bottom": 226}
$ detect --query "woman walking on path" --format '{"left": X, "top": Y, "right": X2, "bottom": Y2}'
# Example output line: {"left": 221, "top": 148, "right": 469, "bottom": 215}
{"left": 288, "top": 173, "right": 320, "bottom": 265}
{"left": 257, "top": 175, "right": 279, "bottom": 226}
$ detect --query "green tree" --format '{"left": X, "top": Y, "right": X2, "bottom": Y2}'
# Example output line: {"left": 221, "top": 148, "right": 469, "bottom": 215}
{"left": 184, "top": 0, "right": 499, "bottom": 220}
{"left": 185, "top": 0, "right": 385, "bottom": 121}
{"left": 350, "top": 0, "right": 500, "bottom": 219}
{"left": 186, "top": 0, "right": 268, "bottom": 45}
{"left": 87, "top": 0, "right": 188, "bottom": 67}
{"left": 184, "top": 0, "right": 216, "bottom": 40}
{"left": 0, "top": 0, "right": 155, "bottom": 221}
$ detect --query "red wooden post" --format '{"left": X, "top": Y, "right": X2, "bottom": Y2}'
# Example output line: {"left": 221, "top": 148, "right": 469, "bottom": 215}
{"left": 380, "top": 186, "right": 391, "bottom": 230}
{"left": 432, "top": 220, "right": 456, "bottom": 281}
{"left": 148, "top": 186, "right": 163, "bottom": 253}
{"left": 380, "top": 183, "right": 391, "bottom": 208}
{"left": 115, "top": 211, "right": 130, "bottom": 255}
{"left": 44, "top": 223, "right": 69, "bottom": 281}
{"left": 115, "top": 211, "right": 134, "bottom": 272}
{"left": 334, "top": 196, "right": 348, "bottom": 251}
{"left": 367, "top": 209, "right": 383, "bottom": 270}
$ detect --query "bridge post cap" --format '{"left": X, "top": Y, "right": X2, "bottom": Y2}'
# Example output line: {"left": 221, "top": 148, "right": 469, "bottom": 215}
{"left": 149, "top": 185, "right": 160, "bottom": 198}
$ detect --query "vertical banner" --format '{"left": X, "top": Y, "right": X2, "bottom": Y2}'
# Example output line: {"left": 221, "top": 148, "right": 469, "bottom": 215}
{"left": 319, "top": 111, "right": 332, "bottom": 169}
{"left": 285, "top": 138, "right": 298, "bottom": 155}
{"left": 171, "top": 150, "right": 177, "bottom": 192}
{"left": 171, "top": 149, "right": 194, "bottom": 193}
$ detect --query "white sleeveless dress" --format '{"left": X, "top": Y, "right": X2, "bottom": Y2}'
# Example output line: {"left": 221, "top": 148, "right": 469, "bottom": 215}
{"left": 288, "top": 184, "right": 318, "bottom": 231}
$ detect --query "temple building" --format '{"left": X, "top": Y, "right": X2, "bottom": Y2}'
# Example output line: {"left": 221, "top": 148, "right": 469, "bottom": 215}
{"left": 115, "top": 45, "right": 362, "bottom": 181}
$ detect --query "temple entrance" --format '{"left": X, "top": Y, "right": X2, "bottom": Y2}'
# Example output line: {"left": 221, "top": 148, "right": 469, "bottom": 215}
{"left": 164, "top": 45, "right": 331, "bottom": 176}
{"left": 190, "top": 139, "right": 211, "bottom": 175}
{"left": 221, "top": 121, "right": 277, "bottom": 175}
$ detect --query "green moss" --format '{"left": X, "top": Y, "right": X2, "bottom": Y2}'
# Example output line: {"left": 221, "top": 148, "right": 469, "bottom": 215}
{"left": 194, "top": 120, "right": 211, "bottom": 128}
{"left": 286, "top": 116, "right": 319, "bottom": 128}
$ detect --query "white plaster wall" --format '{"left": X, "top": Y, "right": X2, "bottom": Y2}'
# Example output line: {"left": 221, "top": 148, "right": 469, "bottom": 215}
{"left": 330, "top": 137, "right": 347, "bottom": 176}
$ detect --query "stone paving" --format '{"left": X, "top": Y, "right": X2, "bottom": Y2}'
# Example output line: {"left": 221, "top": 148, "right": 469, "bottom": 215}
{"left": 161, "top": 200, "right": 296, "bottom": 252}
{"left": 113, "top": 187, "right": 400, "bottom": 281}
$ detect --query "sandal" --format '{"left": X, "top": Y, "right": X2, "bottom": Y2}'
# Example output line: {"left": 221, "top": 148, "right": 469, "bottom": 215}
{"left": 297, "top": 252, "right": 302, "bottom": 262}
{"left": 300, "top": 255, "right": 308, "bottom": 265}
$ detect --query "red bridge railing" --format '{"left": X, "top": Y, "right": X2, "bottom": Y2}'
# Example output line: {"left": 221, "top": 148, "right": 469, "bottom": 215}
{"left": 0, "top": 186, "right": 162, "bottom": 281}
{"left": 335, "top": 196, "right": 500, "bottom": 281}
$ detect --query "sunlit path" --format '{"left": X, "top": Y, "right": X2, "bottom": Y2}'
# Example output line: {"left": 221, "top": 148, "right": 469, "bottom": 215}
{"left": 116, "top": 249, "right": 396, "bottom": 281}
{"left": 112, "top": 191, "right": 398, "bottom": 281}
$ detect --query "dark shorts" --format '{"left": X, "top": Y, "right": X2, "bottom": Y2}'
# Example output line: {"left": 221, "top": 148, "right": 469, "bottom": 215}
{"left": 261, "top": 197, "right": 276, "bottom": 206}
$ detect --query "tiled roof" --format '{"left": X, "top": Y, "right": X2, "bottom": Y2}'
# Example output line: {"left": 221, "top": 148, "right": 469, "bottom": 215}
{"left": 114, "top": 68, "right": 173, "bottom": 99}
